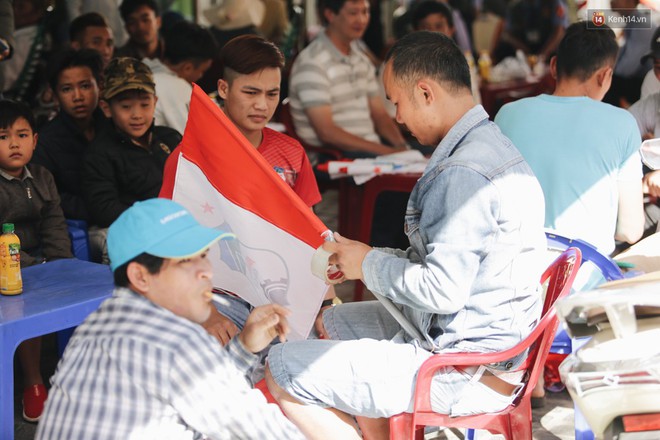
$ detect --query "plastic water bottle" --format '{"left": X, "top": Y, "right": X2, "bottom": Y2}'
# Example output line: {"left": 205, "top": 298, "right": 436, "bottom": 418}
{"left": 0, "top": 223, "right": 23, "bottom": 295}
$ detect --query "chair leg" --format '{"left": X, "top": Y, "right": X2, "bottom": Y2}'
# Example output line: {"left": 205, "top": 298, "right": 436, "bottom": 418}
{"left": 389, "top": 414, "right": 424, "bottom": 440}
{"left": 509, "top": 399, "right": 533, "bottom": 440}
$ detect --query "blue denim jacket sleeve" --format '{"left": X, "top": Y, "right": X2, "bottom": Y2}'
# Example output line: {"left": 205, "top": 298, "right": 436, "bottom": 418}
{"left": 364, "top": 165, "right": 499, "bottom": 315}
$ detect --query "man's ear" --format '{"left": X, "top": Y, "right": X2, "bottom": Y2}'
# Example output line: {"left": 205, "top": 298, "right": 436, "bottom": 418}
{"left": 323, "top": 8, "right": 335, "bottom": 26}
{"left": 99, "top": 99, "right": 112, "bottom": 118}
{"left": 71, "top": 41, "right": 81, "bottom": 50}
{"left": 596, "top": 66, "right": 613, "bottom": 88}
{"left": 549, "top": 56, "right": 558, "bottom": 80}
{"left": 217, "top": 79, "right": 229, "bottom": 100}
{"left": 417, "top": 80, "right": 434, "bottom": 104}
{"left": 126, "top": 261, "right": 150, "bottom": 294}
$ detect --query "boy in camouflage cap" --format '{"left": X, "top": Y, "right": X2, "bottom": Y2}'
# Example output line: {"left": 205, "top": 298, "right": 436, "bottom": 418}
{"left": 81, "top": 57, "right": 182, "bottom": 263}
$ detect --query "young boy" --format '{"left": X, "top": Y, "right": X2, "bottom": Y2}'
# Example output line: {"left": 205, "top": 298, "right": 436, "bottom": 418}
{"left": 159, "top": 35, "right": 328, "bottom": 351}
{"left": 36, "top": 198, "right": 304, "bottom": 439}
{"left": 69, "top": 12, "right": 115, "bottom": 68}
{"left": 32, "top": 48, "right": 106, "bottom": 221}
{"left": 82, "top": 57, "right": 181, "bottom": 262}
{"left": 144, "top": 20, "right": 217, "bottom": 135}
{"left": 0, "top": 99, "right": 73, "bottom": 422}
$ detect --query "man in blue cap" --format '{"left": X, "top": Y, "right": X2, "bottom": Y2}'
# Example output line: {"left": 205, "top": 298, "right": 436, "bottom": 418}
{"left": 36, "top": 198, "right": 304, "bottom": 439}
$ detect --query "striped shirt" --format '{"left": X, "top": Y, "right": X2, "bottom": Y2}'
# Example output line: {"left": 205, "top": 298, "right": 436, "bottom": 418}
{"left": 36, "top": 288, "right": 304, "bottom": 440}
{"left": 289, "top": 31, "right": 380, "bottom": 147}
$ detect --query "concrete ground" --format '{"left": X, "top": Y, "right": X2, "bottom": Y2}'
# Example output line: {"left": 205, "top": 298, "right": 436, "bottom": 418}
{"left": 13, "top": 189, "right": 578, "bottom": 439}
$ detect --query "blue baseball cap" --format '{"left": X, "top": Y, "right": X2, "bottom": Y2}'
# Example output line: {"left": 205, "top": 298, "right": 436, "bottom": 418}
{"left": 107, "top": 198, "right": 232, "bottom": 271}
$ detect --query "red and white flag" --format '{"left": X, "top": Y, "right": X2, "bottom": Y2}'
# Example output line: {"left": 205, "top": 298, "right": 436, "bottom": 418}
{"left": 161, "top": 85, "right": 329, "bottom": 340}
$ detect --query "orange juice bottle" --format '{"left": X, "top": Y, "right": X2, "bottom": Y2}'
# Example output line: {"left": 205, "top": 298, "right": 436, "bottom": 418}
{"left": 0, "top": 223, "right": 23, "bottom": 295}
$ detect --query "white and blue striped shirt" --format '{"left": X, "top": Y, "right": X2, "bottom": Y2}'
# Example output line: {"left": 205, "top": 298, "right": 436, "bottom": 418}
{"left": 288, "top": 31, "right": 380, "bottom": 148}
{"left": 36, "top": 288, "right": 304, "bottom": 440}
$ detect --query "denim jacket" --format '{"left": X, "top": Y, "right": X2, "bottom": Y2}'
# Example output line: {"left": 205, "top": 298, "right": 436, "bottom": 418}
{"left": 362, "top": 106, "right": 547, "bottom": 359}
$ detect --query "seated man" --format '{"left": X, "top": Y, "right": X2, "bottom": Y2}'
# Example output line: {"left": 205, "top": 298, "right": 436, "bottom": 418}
{"left": 265, "top": 31, "right": 547, "bottom": 440}
{"left": 68, "top": 12, "right": 115, "bottom": 68}
{"left": 160, "top": 35, "right": 327, "bottom": 348}
{"left": 496, "top": 22, "right": 644, "bottom": 257}
{"left": 144, "top": 20, "right": 216, "bottom": 135}
{"left": 493, "top": 0, "right": 567, "bottom": 64}
{"left": 36, "top": 198, "right": 304, "bottom": 439}
{"left": 289, "top": 0, "right": 408, "bottom": 157}
{"left": 496, "top": 22, "right": 645, "bottom": 404}
{"left": 32, "top": 48, "right": 106, "bottom": 221}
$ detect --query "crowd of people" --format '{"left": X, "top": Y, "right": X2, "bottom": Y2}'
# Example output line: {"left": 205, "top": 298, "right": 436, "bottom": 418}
{"left": 1, "top": 0, "right": 659, "bottom": 438}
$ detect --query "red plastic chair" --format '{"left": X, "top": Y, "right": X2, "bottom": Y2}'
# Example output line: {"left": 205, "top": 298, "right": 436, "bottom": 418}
{"left": 389, "top": 247, "right": 582, "bottom": 440}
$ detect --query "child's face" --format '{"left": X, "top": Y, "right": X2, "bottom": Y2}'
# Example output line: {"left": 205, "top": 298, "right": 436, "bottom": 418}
{"left": 0, "top": 117, "right": 37, "bottom": 178}
{"left": 54, "top": 66, "right": 100, "bottom": 123}
{"left": 101, "top": 92, "right": 157, "bottom": 142}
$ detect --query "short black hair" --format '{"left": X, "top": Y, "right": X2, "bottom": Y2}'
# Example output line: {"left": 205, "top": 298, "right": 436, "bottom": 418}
{"left": 47, "top": 48, "right": 104, "bottom": 92}
{"left": 220, "top": 35, "right": 285, "bottom": 80}
{"left": 556, "top": 21, "right": 618, "bottom": 82}
{"left": 317, "top": 0, "right": 350, "bottom": 25}
{"left": 113, "top": 253, "right": 165, "bottom": 287}
{"left": 0, "top": 99, "right": 36, "bottom": 132}
{"left": 69, "top": 12, "right": 109, "bottom": 42}
{"left": 163, "top": 21, "right": 217, "bottom": 65}
{"left": 119, "top": 0, "right": 160, "bottom": 21}
{"left": 384, "top": 31, "right": 471, "bottom": 94}
{"left": 411, "top": 0, "right": 454, "bottom": 30}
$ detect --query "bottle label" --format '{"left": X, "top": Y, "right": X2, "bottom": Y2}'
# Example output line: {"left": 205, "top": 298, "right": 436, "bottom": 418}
{"left": 8, "top": 243, "right": 20, "bottom": 261}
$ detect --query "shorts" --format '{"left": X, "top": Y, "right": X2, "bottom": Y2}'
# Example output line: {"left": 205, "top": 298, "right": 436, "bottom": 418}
{"left": 267, "top": 301, "right": 523, "bottom": 418}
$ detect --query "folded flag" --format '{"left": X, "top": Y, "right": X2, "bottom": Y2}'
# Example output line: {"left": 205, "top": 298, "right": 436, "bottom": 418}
{"left": 160, "top": 85, "right": 329, "bottom": 340}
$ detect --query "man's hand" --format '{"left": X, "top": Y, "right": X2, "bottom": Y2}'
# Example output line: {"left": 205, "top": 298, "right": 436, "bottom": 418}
{"left": 203, "top": 307, "right": 239, "bottom": 346}
{"left": 239, "top": 304, "right": 291, "bottom": 353}
{"left": 643, "top": 170, "right": 660, "bottom": 198}
{"left": 322, "top": 232, "right": 372, "bottom": 281}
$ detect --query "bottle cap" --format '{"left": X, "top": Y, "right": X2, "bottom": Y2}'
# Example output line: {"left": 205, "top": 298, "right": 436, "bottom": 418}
{"left": 2, "top": 223, "right": 14, "bottom": 234}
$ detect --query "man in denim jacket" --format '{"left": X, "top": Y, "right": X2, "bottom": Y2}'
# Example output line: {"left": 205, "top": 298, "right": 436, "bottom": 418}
{"left": 265, "top": 31, "right": 547, "bottom": 440}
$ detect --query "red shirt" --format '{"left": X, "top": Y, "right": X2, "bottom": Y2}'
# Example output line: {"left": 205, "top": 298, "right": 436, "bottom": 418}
{"left": 160, "top": 127, "right": 321, "bottom": 207}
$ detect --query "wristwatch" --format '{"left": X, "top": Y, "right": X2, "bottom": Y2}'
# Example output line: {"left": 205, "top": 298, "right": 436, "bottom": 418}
{"left": 321, "top": 297, "right": 343, "bottom": 308}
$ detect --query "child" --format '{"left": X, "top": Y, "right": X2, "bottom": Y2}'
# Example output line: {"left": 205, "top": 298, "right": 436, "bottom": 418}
{"left": 32, "top": 48, "right": 106, "bottom": 221}
{"left": 0, "top": 99, "right": 72, "bottom": 422}
{"left": 82, "top": 57, "right": 181, "bottom": 263}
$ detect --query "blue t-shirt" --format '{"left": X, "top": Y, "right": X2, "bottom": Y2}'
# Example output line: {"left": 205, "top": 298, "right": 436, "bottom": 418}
{"left": 495, "top": 94, "right": 642, "bottom": 254}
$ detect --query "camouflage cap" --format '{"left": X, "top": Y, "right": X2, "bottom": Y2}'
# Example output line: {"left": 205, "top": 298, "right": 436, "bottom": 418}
{"left": 102, "top": 57, "right": 156, "bottom": 100}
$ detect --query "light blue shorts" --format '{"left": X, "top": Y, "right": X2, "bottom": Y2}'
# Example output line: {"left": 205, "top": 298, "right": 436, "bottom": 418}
{"left": 267, "top": 301, "right": 523, "bottom": 418}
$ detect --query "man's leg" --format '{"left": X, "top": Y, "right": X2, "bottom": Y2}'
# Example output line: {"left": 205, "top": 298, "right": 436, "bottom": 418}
{"left": 266, "top": 302, "right": 432, "bottom": 440}
{"left": 265, "top": 368, "right": 362, "bottom": 440}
